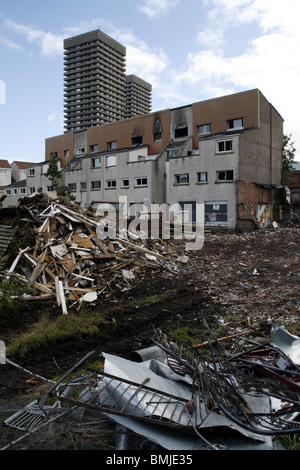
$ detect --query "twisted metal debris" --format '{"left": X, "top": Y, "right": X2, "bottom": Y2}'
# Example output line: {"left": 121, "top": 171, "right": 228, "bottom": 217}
{"left": 1, "top": 322, "right": 300, "bottom": 450}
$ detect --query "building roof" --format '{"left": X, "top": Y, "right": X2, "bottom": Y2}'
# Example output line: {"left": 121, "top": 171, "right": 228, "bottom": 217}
{"left": 12, "top": 161, "right": 35, "bottom": 169}
{"left": 0, "top": 160, "right": 11, "bottom": 169}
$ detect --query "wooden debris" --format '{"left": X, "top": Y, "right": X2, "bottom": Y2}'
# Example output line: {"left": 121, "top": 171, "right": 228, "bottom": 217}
{"left": 0, "top": 195, "right": 183, "bottom": 313}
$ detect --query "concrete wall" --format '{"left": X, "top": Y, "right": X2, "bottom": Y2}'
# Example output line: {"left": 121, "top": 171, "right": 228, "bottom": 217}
{"left": 239, "top": 92, "right": 283, "bottom": 185}
{"left": 168, "top": 134, "right": 239, "bottom": 229}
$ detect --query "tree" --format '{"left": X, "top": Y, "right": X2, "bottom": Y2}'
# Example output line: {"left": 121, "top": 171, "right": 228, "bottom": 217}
{"left": 282, "top": 133, "right": 296, "bottom": 185}
{"left": 45, "top": 153, "right": 61, "bottom": 189}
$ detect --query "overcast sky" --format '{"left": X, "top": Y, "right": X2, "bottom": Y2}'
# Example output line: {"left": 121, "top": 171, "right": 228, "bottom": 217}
{"left": 0, "top": 0, "right": 299, "bottom": 163}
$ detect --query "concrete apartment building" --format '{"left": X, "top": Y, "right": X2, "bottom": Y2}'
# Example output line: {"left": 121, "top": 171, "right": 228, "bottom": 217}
{"left": 63, "top": 30, "right": 152, "bottom": 132}
{"left": 126, "top": 75, "right": 152, "bottom": 118}
{"left": 43, "top": 88, "right": 284, "bottom": 231}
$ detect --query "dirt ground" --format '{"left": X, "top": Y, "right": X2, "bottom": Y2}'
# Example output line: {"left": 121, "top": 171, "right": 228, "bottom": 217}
{"left": 1, "top": 223, "right": 300, "bottom": 450}
{"left": 2, "top": 223, "right": 300, "bottom": 377}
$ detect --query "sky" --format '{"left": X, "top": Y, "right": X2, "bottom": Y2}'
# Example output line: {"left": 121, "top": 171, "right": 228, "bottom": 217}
{"left": 0, "top": 0, "right": 299, "bottom": 164}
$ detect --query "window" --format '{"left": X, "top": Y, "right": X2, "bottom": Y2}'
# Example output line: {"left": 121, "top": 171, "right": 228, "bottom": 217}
{"left": 51, "top": 152, "right": 57, "bottom": 159}
{"left": 14, "top": 189, "right": 18, "bottom": 195}
{"left": 197, "top": 124, "right": 211, "bottom": 135}
{"left": 29, "top": 168, "right": 35, "bottom": 176}
{"left": 81, "top": 182, "right": 87, "bottom": 191}
{"left": 175, "top": 174, "right": 189, "bottom": 185}
{"left": 64, "top": 150, "right": 69, "bottom": 158}
{"left": 154, "top": 119, "right": 162, "bottom": 142}
{"left": 90, "top": 144, "right": 98, "bottom": 153}
{"left": 106, "top": 155, "right": 116, "bottom": 167}
{"left": 135, "top": 177, "right": 148, "bottom": 187}
{"left": 227, "top": 118, "right": 243, "bottom": 130}
{"left": 5, "top": 189, "right": 11, "bottom": 195}
{"left": 107, "top": 141, "right": 117, "bottom": 150}
{"left": 91, "top": 157, "right": 101, "bottom": 168}
{"left": 138, "top": 155, "right": 146, "bottom": 161}
{"left": 175, "top": 127, "right": 188, "bottom": 138}
{"left": 29, "top": 187, "right": 35, "bottom": 194}
{"left": 20, "top": 188, "right": 26, "bottom": 194}
{"left": 167, "top": 149, "right": 180, "bottom": 159}
{"left": 216, "top": 139, "right": 233, "bottom": 153}
{"left": 122, "top": 179, "right": 130, "bottom": 188}
{"left": 132, "top": 136, "right": 143, "bottom": 146}
{"left": 205, "top": 201, "right": 228, "bottom": 225}
{"left": 106, "top": 179, "right": 117, "bottom": 189}
{"left": 197, "top": 172, "right": 208, "bottom": 183}
{"left": 91, "top": 181, "right": 101, "bottom": 190}
{"left": 76, "top": 147, "right": 85, "bottom": 155}
{"left": 47, "top": 185, "right": 53, "bottom": 192}
{"left": 216, "top": 170, "right": 234, "bottom": 182}
{"left": 68, "top": 183, "right": 76, "bottom": 192}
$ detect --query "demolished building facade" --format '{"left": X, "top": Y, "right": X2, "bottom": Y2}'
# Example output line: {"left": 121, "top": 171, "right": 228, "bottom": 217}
{"left": 3, "top": 89, "right": 285, "bottom": 232}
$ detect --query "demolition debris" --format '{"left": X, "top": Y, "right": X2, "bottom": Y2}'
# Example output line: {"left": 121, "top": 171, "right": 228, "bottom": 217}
{"left": 1, "top": 322, "right": 300, "bottom": 450}
{"left": 0, "top": 194, "right": 187, "bottom": 313}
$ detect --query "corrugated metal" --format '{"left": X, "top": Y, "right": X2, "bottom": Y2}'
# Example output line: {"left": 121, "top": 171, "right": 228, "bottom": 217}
{"left": 0, "top": 224, "right": 15, "bottom": 258}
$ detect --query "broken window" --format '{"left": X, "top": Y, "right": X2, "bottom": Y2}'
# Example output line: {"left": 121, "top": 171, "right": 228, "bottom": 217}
{"left": 216, "top": 139, "right": 233, "bottom": 153}
{"left": 216, "top": 170, "right": 234, "bottom": 182}
{"left": 205, "top": 201, "right": 228, "bottom": 224}
{"left": 175, "top": 174, "right": 189, "bottom": 185}
{"left": 197, "top": 172, "right": 207, "bottom": 183}
{"left": 175, "top": 127, "right": 188, "bottom": 138}
{"left": 153, "top": 119, "right": 162, "bottom": 142}
{"left": 132, "top": 136, "right": 143, "bottom": 146}
{"left": 227, "top": 118, "right": 243, "bottom": 130}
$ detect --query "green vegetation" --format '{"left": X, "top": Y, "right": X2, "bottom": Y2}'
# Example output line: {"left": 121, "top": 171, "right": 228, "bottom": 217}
{"left": 0, "top": 278, "right": 36, "bottom": 313}
{"left": 6, "top": 312, "right": 105, "bottom": 359}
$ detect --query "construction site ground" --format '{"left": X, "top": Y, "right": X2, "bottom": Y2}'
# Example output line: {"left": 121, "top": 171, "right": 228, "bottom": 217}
{"left": 2, "top": 223, "right": 300, "bottom": 377}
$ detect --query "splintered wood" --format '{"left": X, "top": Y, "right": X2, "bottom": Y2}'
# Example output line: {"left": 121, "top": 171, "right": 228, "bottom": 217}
{"left": 4, "top": 196, "right": 181, "bottom": 314}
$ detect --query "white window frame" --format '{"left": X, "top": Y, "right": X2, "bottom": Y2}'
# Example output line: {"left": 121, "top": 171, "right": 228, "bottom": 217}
{"left": 106, "top": 179, "right": 117, "bottom": 189}
{"left": 122, "top": 179, "right": 130, "bottom": 188}
{"left": 135, "top": 177, "right": 148, "bottom": 187}
{"left": 227, "top": 118, "right": 243, "bottom": 130}
{"left": 216, "top": 139, "right": 233, "bottom": 154}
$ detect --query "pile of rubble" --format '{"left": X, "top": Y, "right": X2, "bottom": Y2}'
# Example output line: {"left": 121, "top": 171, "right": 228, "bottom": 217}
{"left": 1, "top": 322, "right": 300, "bottom": 450}
{"left": 1, "top": 194, "right": 184, "bottom": 313}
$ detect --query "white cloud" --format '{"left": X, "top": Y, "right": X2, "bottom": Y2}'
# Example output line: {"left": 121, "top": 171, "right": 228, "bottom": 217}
{"left": 0, "top": 35, "right": 23, "bottom": 50}
{"left": 4, "top": 19, "right": 63, "bottom": 57}
{"left": 137, "top": 0, "right": 181, "bottom": 18}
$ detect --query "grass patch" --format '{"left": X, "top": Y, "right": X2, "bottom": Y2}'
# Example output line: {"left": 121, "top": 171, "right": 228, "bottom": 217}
{"left": 7, "top": 312, "right": 105, "bottom": 359}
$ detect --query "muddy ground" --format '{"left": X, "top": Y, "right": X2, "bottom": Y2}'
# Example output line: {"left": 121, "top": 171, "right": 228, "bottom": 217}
{"left": 1, "top": 223, "right": 300, "bottom": 450}
{"left": 2, "top": 223, "right": 300, "bottom": 377}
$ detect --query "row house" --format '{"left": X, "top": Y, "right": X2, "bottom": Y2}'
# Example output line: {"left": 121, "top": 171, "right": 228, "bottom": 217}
{"left": 3, "top": 89, "right": 285, "bottom": 231}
